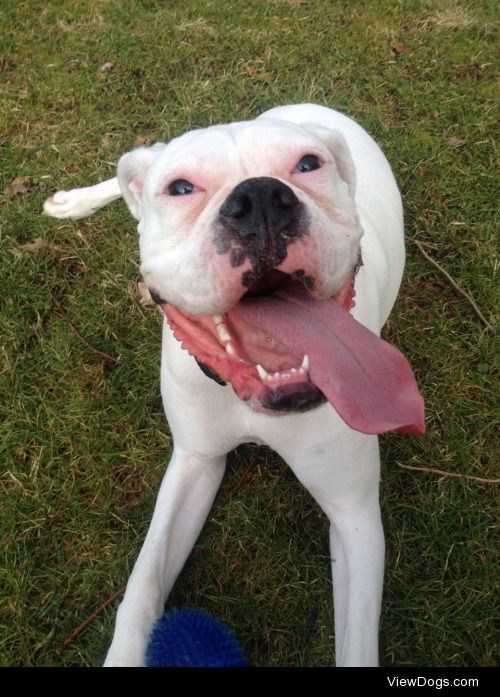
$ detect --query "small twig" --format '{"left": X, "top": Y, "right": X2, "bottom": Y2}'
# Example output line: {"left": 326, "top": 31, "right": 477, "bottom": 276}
{"left": 53, "top": 296, "right": 120, "bottom": 366}
{"left": 405, "top": 237, "right": 440, "bottom": 250}
{"left": 56, "top": 586, "right": 126, "bottom": 655}
{"left": 396, "top": 461, "right": 500, "bottom": 484}
{"left": 405, "top": 236, "right": 493, "bottom": 331}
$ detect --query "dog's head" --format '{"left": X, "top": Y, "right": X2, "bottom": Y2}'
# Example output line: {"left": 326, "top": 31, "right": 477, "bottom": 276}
{"left": 116, "top": 115, "right": 424, "bottom": 434}
{"left": 118, "top": 117, "right": 362, "bottom": 314}
{"left": 117, "top": 117, "right": 364, "bottom": 414}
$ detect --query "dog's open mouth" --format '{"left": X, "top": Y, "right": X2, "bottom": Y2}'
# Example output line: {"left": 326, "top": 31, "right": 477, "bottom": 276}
{"left": 161, "top": 270, "right": 425, "bottom": 435}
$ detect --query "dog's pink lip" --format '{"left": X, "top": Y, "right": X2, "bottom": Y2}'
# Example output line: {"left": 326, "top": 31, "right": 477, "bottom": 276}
{"left": 160, "top": 272, "right": 355, "bottom": 404}
{"left": 160, "top": 271, "right": 425, "bottom": 435}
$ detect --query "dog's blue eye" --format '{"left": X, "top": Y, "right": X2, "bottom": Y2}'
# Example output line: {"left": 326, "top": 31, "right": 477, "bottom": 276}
{"left": 168, "top": 179, "right": 195, "bottom": 196}
{"left": 295, "top": 154, "right": 321, "bottom": 173}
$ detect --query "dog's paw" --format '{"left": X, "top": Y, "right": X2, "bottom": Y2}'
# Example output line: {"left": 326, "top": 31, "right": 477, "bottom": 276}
{"left": 43, "top": 189, "right": 95, "bottom": 219}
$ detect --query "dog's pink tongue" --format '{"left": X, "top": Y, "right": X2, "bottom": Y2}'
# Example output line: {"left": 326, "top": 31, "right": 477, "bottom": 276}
{"left": 239, "top": 288, "right": 425, "bottom": 435}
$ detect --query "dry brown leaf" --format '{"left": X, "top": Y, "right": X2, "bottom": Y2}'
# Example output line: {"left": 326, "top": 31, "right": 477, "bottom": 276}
{"left": 391, "top": 42, "right": 407, "bottom": 55}
{"left": 4, "top": 176, "right": 32, "bottom": 196}
{"left": 136, "top": 282, "right": 155, "bottom": 306}
{"left": 445, "top": 137, "right": 466, "bottom": 148}
{"left": 19, "top": 237, "right": 67, "bottom": 257}
{"left": 20, "top": 237, "right": 46, "bottom": 253}
{"left": 4, "top": 176, "right": 47, "bottom": 196}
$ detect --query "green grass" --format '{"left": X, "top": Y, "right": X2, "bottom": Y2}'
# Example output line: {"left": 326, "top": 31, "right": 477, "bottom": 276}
{"left": 1, "top": 0, "right": 498, "bottom": 667}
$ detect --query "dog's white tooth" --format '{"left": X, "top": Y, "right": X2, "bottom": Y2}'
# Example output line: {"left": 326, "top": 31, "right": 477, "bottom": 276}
{"left": 217, "top": 324, "right": 231, "bottom": 343}
{"left": 301, "top": 354, "right": 310, "bottom": 371}
{"left": 290, "top": 368, "right": 297, "bottom": 374}
{"left": 213, "top": 315, "right": 224, "bottom": 325}
{"left": 225, "top": 342, "right": 235, "bottom": 355}
{"left": 256, "top": 364, "right": 268, "bottom": 381}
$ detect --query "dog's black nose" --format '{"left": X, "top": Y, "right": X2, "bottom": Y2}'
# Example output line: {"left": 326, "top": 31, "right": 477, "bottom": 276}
{"left": 215, "top": 177, "right": 306, "bottom": 283}
{"left": 219, "top": 177, "right": 300, "bottom": 241}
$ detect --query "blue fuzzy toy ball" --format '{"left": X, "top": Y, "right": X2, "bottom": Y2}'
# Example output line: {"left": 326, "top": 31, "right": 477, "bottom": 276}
{"left": 146, "top": 608, "right": 248, "bottom": 667}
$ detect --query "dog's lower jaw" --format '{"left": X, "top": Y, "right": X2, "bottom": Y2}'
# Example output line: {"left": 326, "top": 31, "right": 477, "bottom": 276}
{"left": 195, "top": 357, "right": 327, "bottom": 414}
{"left": 253, "top": 380, "right": 327, "bottom": 414}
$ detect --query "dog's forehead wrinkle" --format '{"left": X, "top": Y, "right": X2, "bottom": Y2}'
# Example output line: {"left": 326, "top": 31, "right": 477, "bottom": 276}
{"left": 213, "top": 120, "right": 324, "bottom": 176}
{"left": 150, "top": 120, "right": 327, "bottom": 189}
{"left": 150, "top": 125, "right": 241, "bottom": 179}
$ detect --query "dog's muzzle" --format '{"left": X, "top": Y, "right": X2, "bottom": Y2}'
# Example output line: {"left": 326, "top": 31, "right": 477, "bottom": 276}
{"left": 215, "top": 177, "right": 308, "bottom": 289}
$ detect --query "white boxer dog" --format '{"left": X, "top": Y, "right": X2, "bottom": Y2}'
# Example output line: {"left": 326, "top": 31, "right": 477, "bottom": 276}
{"left": 43, "top": 103, "right": 425, "bottom": 667}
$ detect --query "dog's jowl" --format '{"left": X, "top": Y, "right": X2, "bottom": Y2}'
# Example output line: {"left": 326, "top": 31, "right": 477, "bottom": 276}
{"left": 44, "top": 103, "right": 424, "bottom": 666}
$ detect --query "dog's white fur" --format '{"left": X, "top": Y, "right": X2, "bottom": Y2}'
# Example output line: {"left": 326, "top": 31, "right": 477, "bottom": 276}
{"left": 44, "top": 104, "right": 406, "bottom": 666}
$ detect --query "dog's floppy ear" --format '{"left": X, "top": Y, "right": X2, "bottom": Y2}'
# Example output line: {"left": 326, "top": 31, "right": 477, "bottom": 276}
{"left": 117, "top": 143, "right": 166, "bottom": 220}
{"left": 301, "top": 123, "right": 357, "bottom": 200}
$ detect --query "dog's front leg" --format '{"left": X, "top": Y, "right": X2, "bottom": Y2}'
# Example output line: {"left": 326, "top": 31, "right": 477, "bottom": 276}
{"left": 329, "top": 497, "right": 384, "bottom": 666}
{"left": 104, "top": 446, "right": 226, "bottom": 667}
{"left": 282, "top": 430, "right": 384, "bottom": 666}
